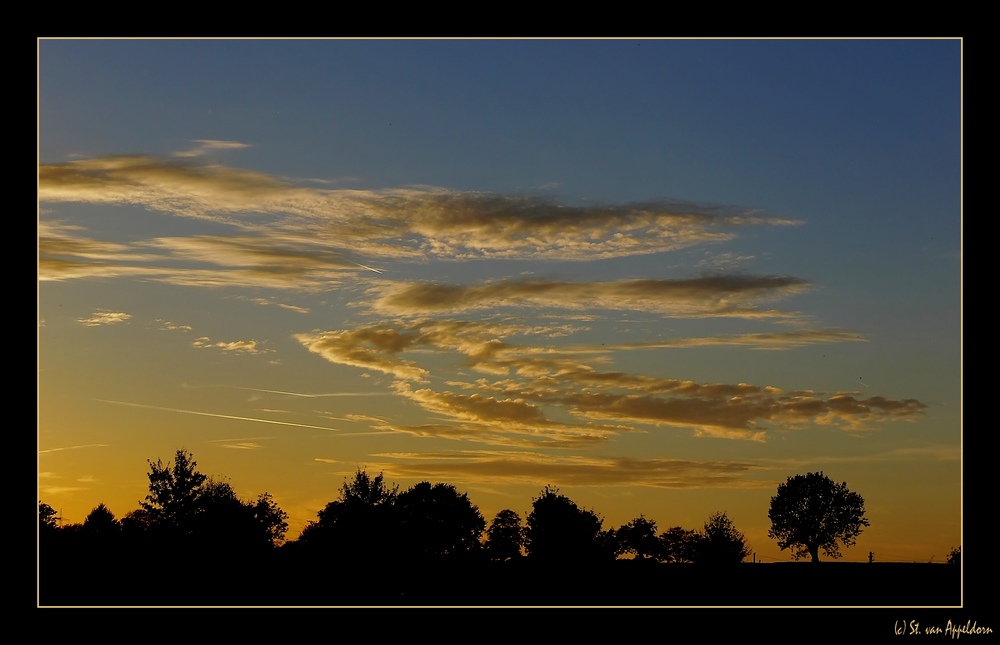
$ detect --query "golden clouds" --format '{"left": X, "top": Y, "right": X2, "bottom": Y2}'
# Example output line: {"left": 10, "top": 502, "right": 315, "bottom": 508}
{"left": 363, "top": 450, "right": 769, "bottom": 489}
{"left": 76, "top": 310, "right": 132, "bottom": 326}
{"left": 369, "top": 276, "right": 812, "bottom": 318}
{"left": 293, "top": 317, "right": 927, "bottom": 444}
{"left": 39, "top": 155, "right": 800, "bottom": 268}
{"left": 192, "top": 337, "right": 267, "bottom": 354}
{"left": 294, "top": 329, "right": 430, "bottom": 382}
{"left": 39, "top": 150, "right": 930, "bottom": 492}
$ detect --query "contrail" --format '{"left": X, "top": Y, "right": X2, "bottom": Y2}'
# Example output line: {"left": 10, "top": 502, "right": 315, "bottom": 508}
{"left": 354, "top": 263, "right": 384, "bottom": 274}
{"left": 94, "top": 399, "right": 344, "bottom": 432}
{"left": 38, "top": 443, "right": 110, "bottom": 454}
{"left": 183, "top": 384, "right": 390, "bottom": 398}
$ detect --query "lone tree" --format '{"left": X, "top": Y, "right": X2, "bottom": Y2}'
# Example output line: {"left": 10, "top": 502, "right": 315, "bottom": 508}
{"left": 768, "top": 471, "right": 869, "bottom": 562}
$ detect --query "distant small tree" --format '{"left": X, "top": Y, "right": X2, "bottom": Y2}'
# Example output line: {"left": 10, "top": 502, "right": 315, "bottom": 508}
{"left": 691, "top": 511, "right": 751, "bottom": 565}
{"left": 768, "top": 471, "right": 869, "bottom": 563}
{"left": 484, "top": 509, "right": 525, "bottom": 561}
{"left": 83, "top": 503, "right": 120, "bottom": 537}
{"left": 947, "top": 546, "right": 961, "bottom": 565}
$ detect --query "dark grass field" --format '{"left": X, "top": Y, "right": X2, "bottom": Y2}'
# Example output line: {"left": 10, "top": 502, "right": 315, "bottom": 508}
{"left": 39, "top": 552, "right": 962, "bottom": 607}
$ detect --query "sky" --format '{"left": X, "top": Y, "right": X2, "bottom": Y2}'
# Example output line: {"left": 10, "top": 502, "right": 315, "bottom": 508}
{"left": 37, "top": 38, "right": 962, "bottom": 564}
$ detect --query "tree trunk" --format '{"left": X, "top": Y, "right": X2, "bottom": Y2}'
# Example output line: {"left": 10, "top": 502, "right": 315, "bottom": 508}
{"left": 810, "top": 545, "right": 820, "bottom": 562}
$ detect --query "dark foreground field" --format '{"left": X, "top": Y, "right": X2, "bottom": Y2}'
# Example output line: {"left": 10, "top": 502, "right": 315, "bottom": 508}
{"left": 39, "top": 552, "right": 961, "bottom": 607}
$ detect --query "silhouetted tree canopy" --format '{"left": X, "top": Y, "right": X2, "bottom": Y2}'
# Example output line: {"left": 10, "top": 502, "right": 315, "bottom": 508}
{"left": 83, "top": 503, "right": 120, "bottom": 537}
{"left": 299, "top": 469, "right": 400, "bottom": 557}
{"left": 194, "top": 478, "right": 289, "bottom": 551}
{"left": 690, "top": 511, "right": 751, "bottom": 565}
{"left": 616, "top": 515, "right": 662, "bottom": 561}
{"left": 397, "top": 481, "right": 485, "bottom": 559}
{"left": 39, "top": 501, "right": 59, "bottom": 531}
{"left": 768, "top": 471, "right": 869, "bottom": 562}
{"left": 140, "top": 448, "right": 207, "bottom": 535}
{"left": 947, "top": 546, "right": 961, "bottom": 565}
{"left": 658, "top": 526, "right": 698, "bottom": 563}
{"left": 525, "top": 486, "right": 614, "bottom": 563}
{"left": 484, "top": 509, "right": 525, "bottom": 561}
{"left": 124, "top": 449, "right": 289, "bottom": 554}
{"left": 120, "top": 508, "right": 154, "bottom": 537}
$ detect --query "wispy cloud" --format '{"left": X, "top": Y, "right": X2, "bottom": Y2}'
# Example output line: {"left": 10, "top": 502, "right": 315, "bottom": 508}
{"left": 39, "top": 151, "right": 930, "bottom": 462}
{"left": 154, "top": 319, "right": 192, "bottom": 332}
{"left": 219, "top": 442, "right": 263, "bottom": 450}
{"left": 367, "top": 276, "right": 812, "bottom": 320}
{"left": 585, "top": 329, "right": 868, "bottom": 351}
{"left": 246, "top": 296, "right": 310, "bottom": 314}
{"left": 358, "top": 450, "right": 771, "bottom": 489}
{"left": 77, "top": 310, "right": 131, "bottom": 326}
{"left": 39, "top": 155, "right": 801, "bottom": 267}
{"left": 192, "top": 337, "right": 267, "bottom": 354}
{"left": 294, "top": 318, "right": 926, "bottom": 443}
{"left": 173, "top": 139, "right": 252, "bottom": 158}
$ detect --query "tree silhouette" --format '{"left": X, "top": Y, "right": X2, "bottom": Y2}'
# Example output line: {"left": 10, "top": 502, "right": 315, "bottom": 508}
{"left": 140, "top": 448, "right": 207, "bottom": 535}
{"left": 658, "top": 526, "right": 698, "bottom": 563}
{"left": 39, "top": 501, "right": 59, "bottom": 531}
{"left": 616, "top": 515, "right": 661, "bottom": 561}
{"left": 397, "top": 481, "right": 485, "bottom": 559}
{"left": 83, "top": 503, "right": 120, "bottom": 537}
{"left": 194, "top": 478, "right": 289, "bottom": 551}
{"left": 691, "top": 511, "right": 751, "bottom": 565}
{"left": 947, "top": 546, "right": 961, "bottom": 565}
{"left": 120, "top": 508, "right": 154, "bottom": 536}
{"left": 132, "top": 448, "right": 288, "bottom": 555}
{"left": 39, "top": 501, "right": 61, "bottom": 553}
{"left": 299, "top": 468, "right": 400, "bottom": 557}
{"left": 525, "top": 486, "right": 612, "bottom": 563}
{"left": 484, "top": 509, "right": 525, "bottom": 561}
{"left": 768, "top": 471, "right": 869, "bottom": 562}
{"left": 251, "top": 491, "right": 290, "bottom": 547}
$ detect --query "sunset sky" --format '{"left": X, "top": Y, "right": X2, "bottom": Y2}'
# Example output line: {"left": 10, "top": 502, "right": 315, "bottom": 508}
{"left": 38, "top": 38, "right": 961, "bottom": 564}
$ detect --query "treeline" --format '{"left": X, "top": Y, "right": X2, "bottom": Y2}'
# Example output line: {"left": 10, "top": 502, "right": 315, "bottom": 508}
{"left": 37, "top": 449, "right": 959, "bottom": 606}
{"left": 38, "top": 449, "right": 756, "bottom": 604}
{"left": 39, "top": 449, "right": 750, "bottom": 564}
